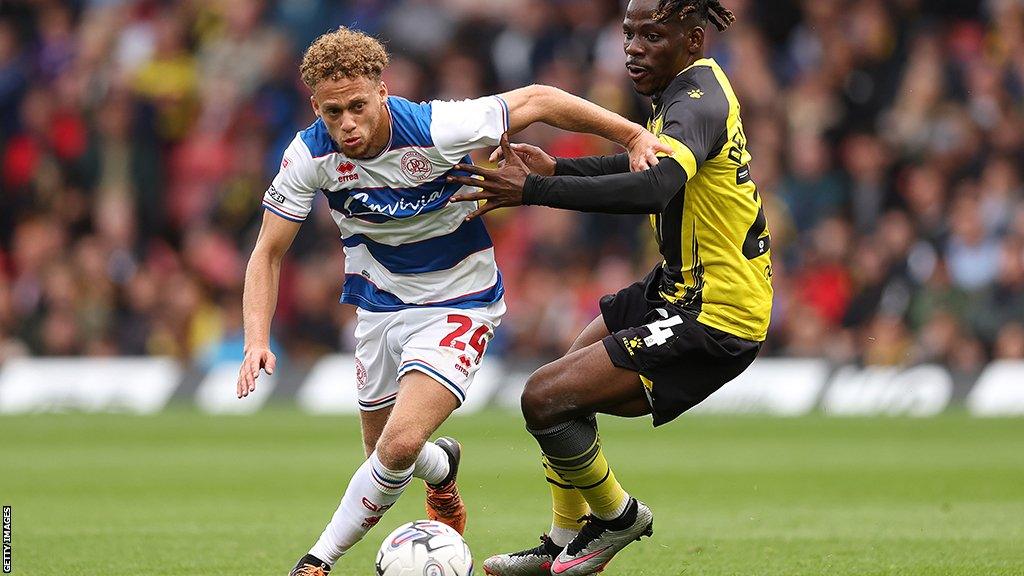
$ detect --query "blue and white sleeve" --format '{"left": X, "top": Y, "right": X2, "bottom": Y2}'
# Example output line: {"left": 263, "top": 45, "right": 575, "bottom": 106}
{"left": 262, "top": 136, "right": 317, "bottom": 222}
{"left": 429, "top": 96, "right": 509, "bottom": 164}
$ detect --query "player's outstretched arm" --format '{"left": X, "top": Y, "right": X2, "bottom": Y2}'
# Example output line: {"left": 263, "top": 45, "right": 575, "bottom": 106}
{"left": 489, "top": 143, "right": 631, "bottom": 178}
{"left": 237, "top": 212, "right": 301, "bottom": 399}
{"left": 500, "top": 84, "right": 671, "bottom": 172}
{"left": 448, "top": 134, "right": 686, "bottom": 220}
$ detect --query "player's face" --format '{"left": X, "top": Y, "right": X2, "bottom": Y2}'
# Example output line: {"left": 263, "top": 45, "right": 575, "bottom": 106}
{"left": 623, "top": 0, "right": 698, "bottom": 96}
{"left": 311, "top": 76, "right": 389, "bottom": 159}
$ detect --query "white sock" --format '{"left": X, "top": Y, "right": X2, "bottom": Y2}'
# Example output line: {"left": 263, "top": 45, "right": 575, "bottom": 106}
{"left": 308, "top": 452, "right": 413, "bottom": 565}
{"left": 593, "top": 494, "right": 631, "bottom": 521}
{"left": 548, "top": 526, "right": 579, "bottom": 548}
{"left": 413, "top": 441, "right": 450, "bottom": 485}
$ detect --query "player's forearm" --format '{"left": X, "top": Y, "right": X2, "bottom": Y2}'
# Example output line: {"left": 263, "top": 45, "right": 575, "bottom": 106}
{"left": 555, "top": 154, "right": 631, "bottom": 177}
{"left": 241, "top": 252, "right": 282, "bottom": 350}
{"left": 523, "top": 157, "right": 686, "bottom": 214}
{"left": 503, "top": 85, "right": 644, "bottom": 148}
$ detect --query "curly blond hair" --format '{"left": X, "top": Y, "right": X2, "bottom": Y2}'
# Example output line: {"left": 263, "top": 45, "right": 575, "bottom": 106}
{"left": 300, "top": 27, "right": 389, "bottom": 88}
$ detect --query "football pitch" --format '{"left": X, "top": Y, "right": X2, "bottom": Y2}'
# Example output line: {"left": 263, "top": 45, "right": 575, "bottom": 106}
{"left": 1, "top": 409, "right": 1022, "bottom": 576}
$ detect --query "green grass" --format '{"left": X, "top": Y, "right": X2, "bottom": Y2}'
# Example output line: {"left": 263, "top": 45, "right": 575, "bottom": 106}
{"left": 1, "top": 409, "right": 1023, "bottom": 575}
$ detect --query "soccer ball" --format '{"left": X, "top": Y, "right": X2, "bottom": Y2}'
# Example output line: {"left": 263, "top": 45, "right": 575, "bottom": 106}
{"left": 375, "top": 520, "right": 473, "bottom": 576}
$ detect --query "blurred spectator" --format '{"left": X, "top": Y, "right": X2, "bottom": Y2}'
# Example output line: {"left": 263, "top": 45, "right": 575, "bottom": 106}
{"left": 132, "top": 9, "right": 198, "bottom": 142}
{"left": 797, "top": 217, "right": 852, "bottom": 325}
{"left": 994, "top": 322, "right": 1024, "bottom": 360}
{"left": 945, "top": 195, "right": 1001, "bottom": 291}
{"left": 0, "top": 20, "right": 28, "bottom": 136}
{"left": 862, "top": 313, "right": 913, "bottom": 366}
{"left": 970, "top": 238, "right": 1024, "bottom": 341}
{"left": 779, "top": 132, "right": 847, "bottom": 232}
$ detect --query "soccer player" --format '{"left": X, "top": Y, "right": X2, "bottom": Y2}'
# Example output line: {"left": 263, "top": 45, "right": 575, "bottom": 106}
{"left": 235, "top": 27, "right": 668, "bottom": 576}
{"left": 447, "top": 1, "right": 773, "bottom": 574}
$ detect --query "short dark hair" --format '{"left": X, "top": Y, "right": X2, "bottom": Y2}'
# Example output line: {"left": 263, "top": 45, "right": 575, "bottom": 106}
{"left": 653, "top": 0, "right": 736, "bottom": 32}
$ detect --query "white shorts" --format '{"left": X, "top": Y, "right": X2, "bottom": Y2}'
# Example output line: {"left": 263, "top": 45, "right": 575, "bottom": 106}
{"left": 353, "top": 299, "right": 506, "bottom": 411}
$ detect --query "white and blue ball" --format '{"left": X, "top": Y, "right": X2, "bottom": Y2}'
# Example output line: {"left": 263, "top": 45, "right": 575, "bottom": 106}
{"left": 375, "top": 520, "right": 473, "bottom": 576}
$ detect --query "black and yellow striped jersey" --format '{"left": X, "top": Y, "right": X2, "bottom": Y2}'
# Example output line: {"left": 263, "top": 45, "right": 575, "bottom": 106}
{"left": 647, "top": 58, "right": 772, "bottom": 342}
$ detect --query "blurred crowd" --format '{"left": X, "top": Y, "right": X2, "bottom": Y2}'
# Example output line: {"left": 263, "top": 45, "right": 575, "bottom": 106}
{"left": 1, "top": 0, "right": 1024, "bottom": 376}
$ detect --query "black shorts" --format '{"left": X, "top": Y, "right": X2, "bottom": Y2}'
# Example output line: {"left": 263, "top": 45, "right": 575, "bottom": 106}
{"left": 601, "top": 266, "right": 762, "bottom": 426}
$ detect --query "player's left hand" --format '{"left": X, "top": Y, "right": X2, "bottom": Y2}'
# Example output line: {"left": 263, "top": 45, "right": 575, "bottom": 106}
{"left": 448, "top": 133, "right": 528, "bottom": 220}
{"left": 626, "top": 128, "right": 673, "bottom": 172}
{"left": 237, "top": 345, "right": 276, "bottom": 399}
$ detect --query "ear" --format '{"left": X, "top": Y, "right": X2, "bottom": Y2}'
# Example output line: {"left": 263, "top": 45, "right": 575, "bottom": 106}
{"left": 378, "top": 81, "right": 388, "bottom": 104}
{"left": 688, "top": 25, "right": 705, "bottom": 54}
{"left": 310, "top": 94, "right": 320, "bottom": 117}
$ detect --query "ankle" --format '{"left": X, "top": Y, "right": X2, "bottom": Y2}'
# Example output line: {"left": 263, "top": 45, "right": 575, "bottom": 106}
{"left": 548, "top": 526, "right": 578, "bottom": 548}
{"left": 594, "top": 497, "right": 637, "bottom": 530}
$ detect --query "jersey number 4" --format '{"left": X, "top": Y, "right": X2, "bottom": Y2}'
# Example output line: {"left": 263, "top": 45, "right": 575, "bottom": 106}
{"left": 643, "top": 315, "right": 684, "bottom": 347}
{"left": 440, "top": 314, "right": 490, "bottom": 363}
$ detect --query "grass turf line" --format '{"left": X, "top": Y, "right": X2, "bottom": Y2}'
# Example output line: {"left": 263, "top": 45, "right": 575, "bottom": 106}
{"left": 1, "top": 409, "right": 1022, "bottom": 575}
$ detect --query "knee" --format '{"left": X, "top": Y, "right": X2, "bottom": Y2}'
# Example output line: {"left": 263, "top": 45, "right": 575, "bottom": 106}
{"left": 375, "top": 433, "right": 424, "bottom": 470}
{"left": 521, "top": 367, "right": 565, "bottom": 429}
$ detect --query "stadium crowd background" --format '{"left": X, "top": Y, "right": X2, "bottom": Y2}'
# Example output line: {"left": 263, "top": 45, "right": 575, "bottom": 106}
{"left": 1, "top": 0, "right": 1023, "bottom": 379}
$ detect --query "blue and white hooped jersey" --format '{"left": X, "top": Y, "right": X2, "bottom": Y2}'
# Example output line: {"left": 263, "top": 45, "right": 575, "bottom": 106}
{"left": 262, "top": 95, "right": 509, "bottom": 313}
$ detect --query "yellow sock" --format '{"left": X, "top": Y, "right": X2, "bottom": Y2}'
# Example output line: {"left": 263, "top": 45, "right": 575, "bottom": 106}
{"left": 543, "top": 438, "right": 628, "bottom": 519}
{"left": 544, "top": 460, "right": 588, "bottom": 531}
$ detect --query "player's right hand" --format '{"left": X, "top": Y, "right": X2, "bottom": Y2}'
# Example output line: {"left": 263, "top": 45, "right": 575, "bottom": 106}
{"left": 237, "top": 346, "right": 276, "bottom": 399}
{"left": 449, "top": 133, "right": 528, "bottom": 220}
{"left": 488, "top": 142, "right": 556, "bottom": 176}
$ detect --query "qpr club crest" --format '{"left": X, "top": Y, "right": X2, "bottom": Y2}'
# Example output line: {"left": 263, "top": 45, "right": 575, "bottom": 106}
{"left": 400, "top": 150, "right": 432, "bottom": 181}
{"left": 355, "top": 358, "right": 368, "bottom": 390}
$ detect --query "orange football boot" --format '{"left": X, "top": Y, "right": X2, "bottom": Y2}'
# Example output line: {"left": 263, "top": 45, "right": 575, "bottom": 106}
{"left": 424, "top": 436, "right": 467, "bottom": 534}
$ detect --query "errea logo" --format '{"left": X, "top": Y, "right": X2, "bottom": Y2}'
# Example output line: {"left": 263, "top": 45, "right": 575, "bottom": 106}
{"left": 453, "top": 353, "right": 473, "bottom": 376}
{"left": 688, "top": 89, "right": 704, "bottom": 99}
{"left": 337, "top": 161, "right": 359, "bottom": 183}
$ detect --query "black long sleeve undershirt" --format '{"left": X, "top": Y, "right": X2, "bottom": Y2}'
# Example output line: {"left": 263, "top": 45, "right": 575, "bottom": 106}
{"left": 554, "top": 153, "right": 630, "bottom": 177}
{"left": 523, "top": 157, "right": 686, "bottom": 214}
